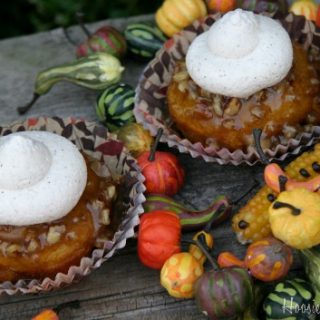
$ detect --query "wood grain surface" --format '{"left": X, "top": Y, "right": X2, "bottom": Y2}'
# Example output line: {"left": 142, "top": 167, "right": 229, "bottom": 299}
{"left": 0, "top": 14, "right": 302, "bottom": 320}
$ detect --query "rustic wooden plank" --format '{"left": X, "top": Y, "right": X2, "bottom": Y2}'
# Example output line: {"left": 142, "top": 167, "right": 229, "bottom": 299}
{"left": 0, "top": 13, "right": 304, "bottom": 320}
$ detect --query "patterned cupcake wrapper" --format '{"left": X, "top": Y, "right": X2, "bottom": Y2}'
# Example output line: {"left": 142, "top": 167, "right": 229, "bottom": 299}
{"left": 0, "top": 117, "right": 145, "bottom": 295}
{"left": 135, "top": 13, "right": 320, "bottom": 165}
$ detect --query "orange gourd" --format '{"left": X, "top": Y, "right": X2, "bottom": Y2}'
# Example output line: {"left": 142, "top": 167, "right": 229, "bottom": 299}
{"left": 207, "top": 0, "right": 236, "bottom": 13}
{"left": 155, "top": 0, "right": 208, "bottom": 37}
{"left": 160, "top": 252, "right": 204, "bottom": 298}
{"left": 32, "top": 309, "right": 59, "bottom": 320}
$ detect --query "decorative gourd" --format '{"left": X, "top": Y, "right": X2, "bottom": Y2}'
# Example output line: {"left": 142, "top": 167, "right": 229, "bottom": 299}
{"left": 32, "top": 309, "right": 59, "bottom": 320}
{"left": 218, "top": 237, "right": 293, "bottom": 282}
{"left": 238, "top": 0, "right": 289, "bottom": 17}
{"left": 17, "top": 53, "right": 124, "bottom": 115}
{"left": 300, "top": 245, "right": 320, "bottom": 303}
{"left": 269, "top": 188, "right": 320, "bottom": 249}
{"left": 116, "top": 123, "right": 154, "bottom": 157}
{"left": 96, "top": 83, "right": 135, "bottom": 132}
{"left": 160, "top": 252, "right": 204, "bottom": 298}
{"left": 76, "top": 26, "right": 127, "bottom": 59}
{"left": 206, "top": 0, "right": 236, "bottom": 13}
{"left": 244, "top": 237, "right": 293, "bottom": 282}
{"left": 290, "top": 0, "right": 318, "bottom": 21}
{"left": 195, "top": 240, "right": 253, "bottom": 320}
{"left": 263, "top": 278, "right": 315, "bottom": 320}
{"left": 264, "top": 163, "right": 320, "bottom": 193}
{"left": 144, "top": 194, "right": 231, "bottom": 231}
{"left": 137, "top": 129, "right": 185, "bottom": 196}
{"left": 232, "top": 143, "right": 320, "bottom": 244}
{"left": 137, "top": 210, "right": 181, "bottom": 269}
{"left": 124, "top": 23, "right": 166, "bottom": 60}
{"left": 317, "top": 5, "right": 320, "bottom": 27}
{"left": 155, "top": 0, "right": 208, "bottom": 37}
{"left": 189, "top": 231, "right": 214, "bottom": 265}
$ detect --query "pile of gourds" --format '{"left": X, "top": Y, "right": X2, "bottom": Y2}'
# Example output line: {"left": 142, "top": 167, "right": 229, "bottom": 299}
{"left": 28, "top": 1, "right": 320, "bottom": 319}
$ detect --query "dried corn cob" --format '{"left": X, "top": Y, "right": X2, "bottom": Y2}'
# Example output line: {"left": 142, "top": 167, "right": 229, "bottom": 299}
{"left": 232, "top": 144, "right": 320, "bottom": 244}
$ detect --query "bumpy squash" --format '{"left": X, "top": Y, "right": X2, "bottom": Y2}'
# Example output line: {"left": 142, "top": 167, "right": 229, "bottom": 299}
{"left": 269, "top": 188, "right": 320, "bottom": 249}
{"left": 263, "top": 278, "right": 315, "bottom": 320}
{"left": 155, "top": 0, "right": 208, "bottom": 37}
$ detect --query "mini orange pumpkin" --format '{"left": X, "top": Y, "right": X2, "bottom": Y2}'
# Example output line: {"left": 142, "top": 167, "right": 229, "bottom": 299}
{"left": 160, "top": 252, "right": 204, "bottom": 298}
{"left": 155, "top": 0, "right": 208, "bottom": 37}
{"left": 207, "top": 0, "right": 236, "bottom": 13}
{"left": 269, "top": 188, "right": 320, "bottom": 249}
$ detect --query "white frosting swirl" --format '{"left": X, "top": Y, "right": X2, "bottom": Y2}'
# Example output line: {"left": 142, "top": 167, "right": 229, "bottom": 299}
{"left": 0, "top": 131, "right": 87, "bottom": 226}
{"left": 186, "top": 9, "right": 293, "bottom": 98}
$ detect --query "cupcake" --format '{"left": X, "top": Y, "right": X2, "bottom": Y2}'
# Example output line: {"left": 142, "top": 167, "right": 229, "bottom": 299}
{"left": 135, "top": 10, "right": 320, "bottom": 165}
{"left": 0, "top": 117, "right": 144, "bottom": 294}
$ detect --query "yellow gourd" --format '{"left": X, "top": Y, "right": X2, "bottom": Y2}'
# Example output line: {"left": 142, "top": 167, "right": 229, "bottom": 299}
{"left": 189, "top": 231, "right": 214, "bottom": 265}
{"left": 155, "top": 0, "right": 208, "bottom": 37}
{"left": 289, "top": 0, "right": 318, "bottom": 21}
{"left": 269, "top": 188, "right": 320, "bottom": 249}
{"left": 160, "top": 252, "right": 204, "bottom": 298}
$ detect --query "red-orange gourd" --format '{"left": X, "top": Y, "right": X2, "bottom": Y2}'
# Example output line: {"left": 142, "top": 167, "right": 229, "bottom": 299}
{"left": 316, "top": 5, "right": 320, "bottom": 26}
{"left": 207, "top": 0, "right": 236, "bottom": 13}
{"left": 217, "top": 237, "right": 293, "bottom": 282}
{"left": 245, "top": 237, "right": 293, "bottom": 282}
{"left": 32, "top": 309, "right": 59, "bottom": 320}
{"left": 137, "top": 210, "right": 181, "bottom": 269}
{"left": 137, "top": 150, "right": 185, "bottom": 196}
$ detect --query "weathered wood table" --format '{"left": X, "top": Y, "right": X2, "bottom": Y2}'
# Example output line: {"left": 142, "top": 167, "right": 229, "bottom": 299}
{"left": 0, "top": 14, "right": 302, "bottom": 320}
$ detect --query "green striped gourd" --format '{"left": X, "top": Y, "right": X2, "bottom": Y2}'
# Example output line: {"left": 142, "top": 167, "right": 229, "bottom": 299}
{"left": 195, "top": 267, "right": 253, "bottom": 319}
{"left": 96, "top": 83, "right": 135, "bottom": 132}
{"left": 263, "top": 278, "right": 315, "bottom": 320}
{"left": 35, "top": 52, "right": 123, "bottom": 94}
{"left": 17, "top": 52, "right": 124, "bottom": 115}
{"left": 124, "top": 23, "right": 167, "bottom": 60}
{"left": 76, "top": 26, "right": 127, "bottom": 59}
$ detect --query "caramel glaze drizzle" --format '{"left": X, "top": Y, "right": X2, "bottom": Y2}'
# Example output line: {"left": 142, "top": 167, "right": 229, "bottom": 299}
{"left": 273, "top": 201, "right": 301, "bottom": 216}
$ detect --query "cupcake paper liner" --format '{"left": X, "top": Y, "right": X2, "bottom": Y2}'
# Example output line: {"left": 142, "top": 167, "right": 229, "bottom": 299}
{"left": 135, "top": 13, "right": 320, "bottom": 165}
{"left": 0, "top": 117, "right": 145, "bottom": 295}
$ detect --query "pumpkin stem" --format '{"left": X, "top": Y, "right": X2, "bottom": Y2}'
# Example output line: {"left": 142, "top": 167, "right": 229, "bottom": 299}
{"left": 17, "top": 93, "right": 40, "bottom": 115}
{"left": 148, "top": 128, "right": 163, "bottom": 162}
{"left": 189, "top": 237, "right": 219, "bottom": 271}
{"left": 253, "top": 128, "right": 270, "bottom": 164}
{"left": 76, "top": 12, "right": 92, "bottom": 38}
{"left": 273, "top": 201, "right": 301, "bottom": 216}
{"left": 278, "top": 175, "right": 288, "bottom": 192}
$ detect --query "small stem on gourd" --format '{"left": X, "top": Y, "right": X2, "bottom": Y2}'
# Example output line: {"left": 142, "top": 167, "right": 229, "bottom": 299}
{"left": 273, "top": 201, "right": 301, "bottom": 216}
{"left": 148, "top": 128, "right": 163, "bottom": 162}
{"left": 17, "top": 93, "right": 40, "bottom": 115}
{"left": 76, "top": 12, "right": 92, "bottom": 38}
{"left": 62, "top": 27, "right": 78, "bottom": 47}
{"left": 194, "top": 238, "right": 219, "bottom": 270}
{"left": 278, "top": 175, "right": 288, "bottom": 192}
{"left": 253, "top": 128, "right": 270, "bottom": 164}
